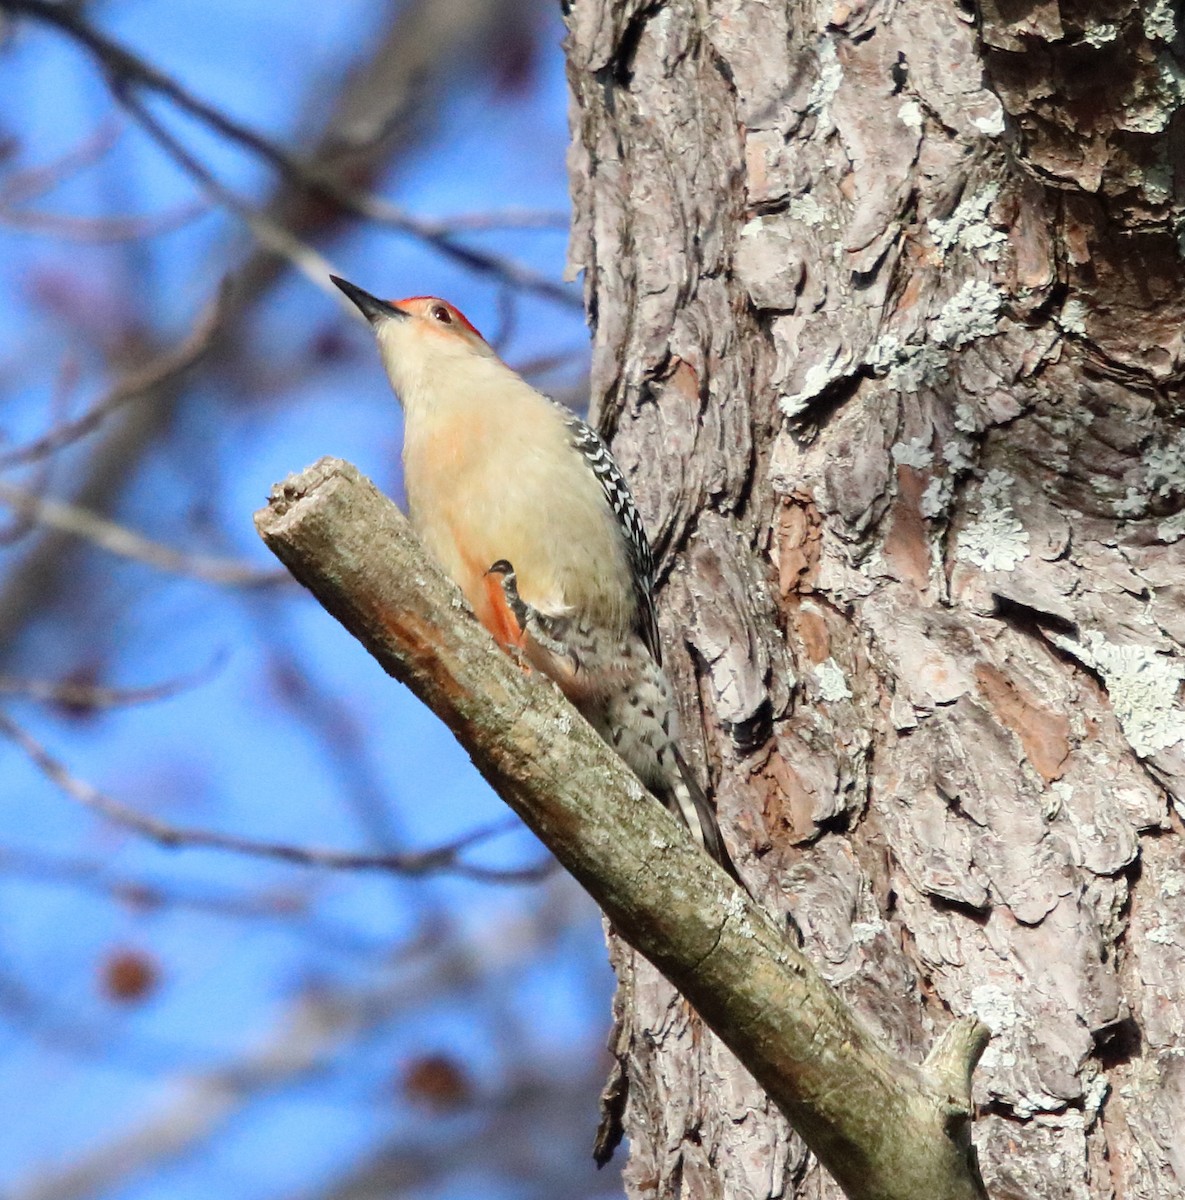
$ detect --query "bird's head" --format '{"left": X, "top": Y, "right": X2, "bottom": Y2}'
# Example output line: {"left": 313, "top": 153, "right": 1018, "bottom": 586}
{"left": 331, "top": 276, "right": 495, "bottom": 405}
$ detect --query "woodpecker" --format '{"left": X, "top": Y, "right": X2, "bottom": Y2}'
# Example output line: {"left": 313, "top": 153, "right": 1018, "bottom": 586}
{"left": 331, "top": 275, "right": 743, "bottom": 888}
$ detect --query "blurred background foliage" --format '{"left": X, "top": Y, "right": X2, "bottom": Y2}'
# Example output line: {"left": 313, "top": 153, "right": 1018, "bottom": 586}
{"left": 0, "top": 2, "right": 617, "bottom": 1197}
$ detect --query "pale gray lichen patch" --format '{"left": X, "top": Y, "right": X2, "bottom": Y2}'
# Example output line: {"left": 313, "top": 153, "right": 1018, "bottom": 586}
{"left": 814, "top": 658, "right": 853, "bottom": 702}
{"left": 891, "top": 437, "right": 934, "bottom": 468}
{"left": 1082, "top": 21, "right": 1119, "bottom": 45}
{"left": 971, "top": 99, "right": 1006, "bottom": 136}
{"left": 723, "top": 886, "right": 749, "bottom": 923}
{"left": 1047, "top": 780, "right": 1073, "bottom": 820}
{"left": 806, "top": 37, "right": 842, "bottom": 125}
{"left": 864, "top": 282, "right": 1002, "bottom": 393}
{"left": 954, "top": 404, "right": 979, "bottom": 434}
{"left": 1114, "top": 488, "right": 1146, "bottom": 518}
{"left": 1120, "top": 55, "right": 1185, "bottom": 134}
{"left": 897, "top": 99, "right": 923, "bottom": 132}
{"left": 870, "top": 338, "right": 949, "bottom": 391}
{"left": 932, "top": 280, "right": 1004, "bottom": 348}
{"left": 1012, "top": 1089, "right": 1073, "bottom": 1120}
{"left": 956, "top": 469, "right": 1031, "bottom": 572}
{"left": 1073, "top": 633, "right": 1185, "bottom": 756}
{"left": 1082, "top": 1068, "right": 1110, "bottom": 1120}
{"left": 850, "top": 919, "right": 884, "bottom": 944}
{"left": 917, "top": 437, "right": 973, "bottom": 518}
{"left": 928, "top": 185, "right": 1007, "bottom": 263}
{"left": 780, "top": 357, "right": 845, "bottom": 419}
{"left": 1157, "top": 511, "right": 1185, "bottom": 543}
{"left": 866, "top": 332, "right": 904, "bottom": 372}
{"left": 1144, "top": 431, "right": 1185, "bottom": 498}
{"left": 970, "top": 983, "right": 1021, "bottom": 1032}
{"left": 977, "top": 1043, "right": 1017, "bottom": 1077}
{"left": 786, "top": 192, "right": 827, "bottom": 227}
{"left": 921, "top": 475, "right": 951, "bottom": 518}
{"left": 1059, "top": 299, "right": 1089, "bottom": 335}
{"left": 648, "top": 830, "right": 674, "bottom": 853}
{"left": 1142, "top": 160, "right": 1173, "bottom": 205}
{"left": 944, "top": 441, "right": 975, "bottom": 475}
{"left": 1144, "top": 0, "right": 1177, "bottom": 42}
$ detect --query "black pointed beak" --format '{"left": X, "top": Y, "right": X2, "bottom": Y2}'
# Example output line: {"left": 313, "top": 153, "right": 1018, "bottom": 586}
{"left": 330, "top": 275, "right": 407, "bottom": 325}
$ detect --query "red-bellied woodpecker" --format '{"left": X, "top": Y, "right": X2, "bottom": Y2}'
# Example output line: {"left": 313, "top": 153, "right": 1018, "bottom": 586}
{"left": 331, "top": 275, "right": 743, "bottom": 888}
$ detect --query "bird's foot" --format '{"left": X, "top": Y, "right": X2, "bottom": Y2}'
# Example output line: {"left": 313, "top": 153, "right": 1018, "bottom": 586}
{"left": 486, "top": 559, "right": 579, "bottom": 673}
{"left": 487, "top": 560, "right": 528, "bottom": 627}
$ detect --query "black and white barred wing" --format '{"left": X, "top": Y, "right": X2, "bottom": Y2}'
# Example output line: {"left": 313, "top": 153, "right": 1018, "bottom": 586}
{"left": 563, "top": 414, "right": 662, "bottom": 664}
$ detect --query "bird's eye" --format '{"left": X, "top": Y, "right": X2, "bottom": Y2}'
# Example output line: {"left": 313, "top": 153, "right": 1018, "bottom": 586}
{"left": 431, "top": 304, "right": 452, "bottom": 324}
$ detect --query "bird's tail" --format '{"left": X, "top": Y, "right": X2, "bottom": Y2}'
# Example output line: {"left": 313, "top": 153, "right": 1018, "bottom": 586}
{"left": 662, "top": 749, "right": 749, "bottom": 894}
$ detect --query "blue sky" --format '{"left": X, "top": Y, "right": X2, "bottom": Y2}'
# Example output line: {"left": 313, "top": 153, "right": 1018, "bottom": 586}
{"left": 0, "top": 3, "right": 618, "bottom": 1197}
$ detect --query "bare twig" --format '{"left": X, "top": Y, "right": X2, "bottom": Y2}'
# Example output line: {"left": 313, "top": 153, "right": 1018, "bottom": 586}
{"left": 0, "top": 199, "right": 207, "bottom": 242}
{"left": 114, "top": 90, "right": 336, "bottom": 294}
{"left": 0, "top": 117, "right": 122, "bottom": 205}
{"left": 0, "top": 288, "right": 224, "bottom": 469}
{"left": 0, "top": 480, "right": 288, "bottom": 587}
{"left": 1, "top": 0, "right": 580, "bottom": 309}
{"left": 112, "top": 87, "right": 341, "bottom": 299}
{"left": 0, "top": 356, "right": 79, "bottom": 544}
{"left": 420, "top": 207, "right": 570, "bottom": 233}
{"left": 0, "top": 843, "right": 395, "bottom": 955}
{"left": 0, "top": 661, "right": 219, "bottom": 709}
{"left": 0, "top": 0, "right": 501, "bottom": 659}
{"left": 0, "top": 711, "right": 551, "bottom": 883}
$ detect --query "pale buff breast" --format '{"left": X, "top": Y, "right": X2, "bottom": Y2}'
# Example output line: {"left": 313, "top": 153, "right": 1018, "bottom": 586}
{"left": 402, "top": 385, "right": 636, "bottom": 642}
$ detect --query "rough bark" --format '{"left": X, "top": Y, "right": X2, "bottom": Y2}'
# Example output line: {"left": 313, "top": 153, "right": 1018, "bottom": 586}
{"left": 254, "top": 458, "right": 991, "bottom": 1200}
{"left": 564, "top": 1, "right": 1184, "bottom": 1198}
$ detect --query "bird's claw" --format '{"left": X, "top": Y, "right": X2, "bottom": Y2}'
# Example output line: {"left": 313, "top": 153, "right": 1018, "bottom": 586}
{"left": 487, "top": 559, "right": 531, "bottom": 629}
{"left": 486, "top": 560, "right": 531, "bottom": 665}
{"left": 486, "top": 558, "right": 578, "bottom": 672}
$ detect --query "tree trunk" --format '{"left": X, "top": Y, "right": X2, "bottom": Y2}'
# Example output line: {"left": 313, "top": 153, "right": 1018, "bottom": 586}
{"left": 564, "top": 1, "right": 1185, "bottom": 1197}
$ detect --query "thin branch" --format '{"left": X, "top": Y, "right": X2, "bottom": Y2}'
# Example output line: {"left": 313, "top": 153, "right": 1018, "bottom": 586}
{"left": 0, "top": 199, "right": 208, "bottom": 242}
{"left": 0, "top": 0, "right": 489, "bottom": 656}
{"left": 0, "top": 355, "right": 79, "bottom": 544}
{"left": 254, "top": 457, "right": 992, "bottom": 1200}
{"left": 112, "top": 86, "right": 342, "bottom": 299}
{"left": 0, "top": 662, "right": 219, "bottom": 710}
{"left": 0, "top": 117, "right": 122, "bottom": 205}
{"left": 1, "top": 0, "right": 581, "bottom": 309}
{"left": 0, "top": 287, "right": 224, "bottom": 469}
{"left": 0, "top": 711, "right": 551, "bottom": 884}
{"left": 0, "top": 480, "right": 288, "bottom": 587}
{"left": 421, "top": 207, "right": 571, "bottom": 233}
{"left": 0, "top": 842, "right": 396, "bottom": 955}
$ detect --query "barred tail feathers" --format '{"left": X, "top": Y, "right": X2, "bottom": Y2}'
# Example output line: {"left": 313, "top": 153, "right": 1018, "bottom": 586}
{"left": 665, "top": 749, "right": 747, "bottom": 891}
